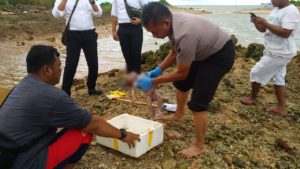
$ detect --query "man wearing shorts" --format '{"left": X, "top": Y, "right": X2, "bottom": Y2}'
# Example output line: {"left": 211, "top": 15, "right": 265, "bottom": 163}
{"left": 240, "top": 0, "right": 300, "bottom": 116}
{"left": 0, "top": 45, "right": 139, "bottom": 169}
{"left": 136, "top": 2, "right": 235, "bottom": 158}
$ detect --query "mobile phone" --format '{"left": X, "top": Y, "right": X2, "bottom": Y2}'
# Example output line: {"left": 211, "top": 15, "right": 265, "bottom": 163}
{"left": 249, "top": 12, "right": 257, "bottom": 18}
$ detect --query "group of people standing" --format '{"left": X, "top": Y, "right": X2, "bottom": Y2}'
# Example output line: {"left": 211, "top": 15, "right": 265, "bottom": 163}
{"left": 0, "top": 0, "right": 299, "bottom": 168}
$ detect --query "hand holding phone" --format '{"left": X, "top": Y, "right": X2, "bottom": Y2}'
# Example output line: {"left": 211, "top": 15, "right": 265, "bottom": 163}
{"left": 249, "top": 12, "right": 257, "bottom": 18}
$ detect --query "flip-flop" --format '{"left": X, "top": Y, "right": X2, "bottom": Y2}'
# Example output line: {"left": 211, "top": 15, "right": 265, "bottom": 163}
{"left": 240, "top": 97, "right": 257, "bottom": 105}
{"left": 268, "top": 107, "right": 287, "bottom": 116}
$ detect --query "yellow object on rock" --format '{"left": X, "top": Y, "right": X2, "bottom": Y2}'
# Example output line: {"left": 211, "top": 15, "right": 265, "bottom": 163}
{"left": 106, "top": 90, "right": 127, "bottom": 99}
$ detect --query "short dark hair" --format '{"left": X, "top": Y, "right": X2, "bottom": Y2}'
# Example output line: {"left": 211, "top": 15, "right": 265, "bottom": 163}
{"left": 26, "top": 45, "right": 60, "bottom": 73}
{"left": 141, "top": 2, "right": 171, "bottom": 27}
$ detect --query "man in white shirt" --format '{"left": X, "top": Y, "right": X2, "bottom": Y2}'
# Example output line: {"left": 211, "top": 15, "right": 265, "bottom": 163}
{"left": 111, "top": 0, "right": 148, "bottom": 74}
{"left": 241, "top": 0, "right": 300, "bottom": 116}
{"left": 52, "top": 0, "right": 103, "bottom": 96}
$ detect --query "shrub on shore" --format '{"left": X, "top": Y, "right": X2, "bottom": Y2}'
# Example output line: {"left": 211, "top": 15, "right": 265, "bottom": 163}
{"left": 290, "top": 0, "right": 300, "bottom": 6}
{"left": 100, "top": 2, "right": 112, "bottom": 15}
{"left": 0, "top": 0, "right": 53, "bottom": 8}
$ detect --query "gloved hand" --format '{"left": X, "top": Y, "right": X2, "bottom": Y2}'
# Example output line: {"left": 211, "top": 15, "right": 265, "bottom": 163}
{"left": 146, "top": 66, "right": 163, "bottom": 78}
{"left": 136, "top": 77, "right": 153, "bottom": 93}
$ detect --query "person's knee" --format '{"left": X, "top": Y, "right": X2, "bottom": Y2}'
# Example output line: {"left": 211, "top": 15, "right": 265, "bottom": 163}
{"left": 67, "top": 129, "right": 93, "bottom": 144}
{"left": 188, "top": 102, "right": 208, "bottom": 112}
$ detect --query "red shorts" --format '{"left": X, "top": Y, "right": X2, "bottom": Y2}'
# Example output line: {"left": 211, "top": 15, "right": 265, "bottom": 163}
{"left": 46, "top": 129, "right": 93, "bottom": 169}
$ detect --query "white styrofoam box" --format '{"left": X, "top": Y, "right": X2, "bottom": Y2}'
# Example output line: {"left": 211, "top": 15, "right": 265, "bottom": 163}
{"left": 96, "top": 114, "right": 164, "bottom": 158}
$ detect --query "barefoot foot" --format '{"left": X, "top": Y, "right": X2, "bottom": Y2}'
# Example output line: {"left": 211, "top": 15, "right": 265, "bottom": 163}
{"left": 178, "top": 145, "right": 205, "bottom": 158}
{"left": 156, "top": 113, "right": 183, "bottom": 122}
{"left": 268, "top": 107, "right": 287, "bottom": 116}
{"left": 240, "top": 96, "right": 257, "bottom": 105}
{"left": 154, "top": 109, "right": 163, "bottom": 119}
{"left": 165, "top": 130, "right": 182, "bottom": 139}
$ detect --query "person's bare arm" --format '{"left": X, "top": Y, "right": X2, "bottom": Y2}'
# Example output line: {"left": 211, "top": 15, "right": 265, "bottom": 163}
{"left": 112, "top": 16, "right": 119, "bottom": 41}
{"left": 90, "top": 0, "right": 99, "bottom": 12}
{"left": 152, "top": 63, "right": 191, "bottom": 85}
{"left": 251, "top": 16, "right": 266, "bottom": 32}
{"left": 254, "top": 17, "right": 293, "bottom": 38}
{"left": 83, "top": 115, "right": 140, "bottom": 148}
{"left": 158, "top": 48, "right": 177, "bottom": 70}
{"left": 58, "top": 0, "right": 68, "bottom": 11}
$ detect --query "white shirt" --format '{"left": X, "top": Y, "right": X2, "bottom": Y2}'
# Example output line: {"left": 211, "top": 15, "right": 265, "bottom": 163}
{"left": 264, "top": 4, "right": 300, "bottom": 58}
{"left": 52, "top": 0, "right": 102, "bottom": 31}
{"left": 111, "top": 0, "right": 149, "bottom": 23}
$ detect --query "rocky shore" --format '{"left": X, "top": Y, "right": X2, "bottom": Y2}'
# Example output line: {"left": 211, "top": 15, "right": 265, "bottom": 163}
{"left": 70, "top": 36, "right": 300, "bottom": 168}
{"left": 0, "top": 5, "right": 300, "bottom": 169}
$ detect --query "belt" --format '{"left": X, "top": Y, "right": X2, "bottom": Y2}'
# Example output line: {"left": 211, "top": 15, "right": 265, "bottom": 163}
{"left": 69, "top": 29, "right": 95, "bottom": 33}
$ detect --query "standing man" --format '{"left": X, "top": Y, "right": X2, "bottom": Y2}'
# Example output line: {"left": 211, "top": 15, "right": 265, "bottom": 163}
{"left": 240, "top": 0, "right": 300, "bottom": 116}
{"left": 52, "top": 0, "right": 102, "bottom": 96}
{"left": 137, "top": 2, "right": 235, "bottom": 158}
{"left": 111, "top": 0, "right": 148, "bottom": 74}
{"left": 0, "top": 45, "right": 140, "bottom": 169}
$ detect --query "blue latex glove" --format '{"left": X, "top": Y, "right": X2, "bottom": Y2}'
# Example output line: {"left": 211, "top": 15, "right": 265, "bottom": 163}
{"left": 136, "top": 76, "right": 154, "bottom": 93}
{"left": 147, "top": 66, "right": 163, "bottom": 78}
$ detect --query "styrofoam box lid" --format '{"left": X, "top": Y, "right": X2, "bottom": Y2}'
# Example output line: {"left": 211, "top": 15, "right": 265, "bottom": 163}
{"left": 107, "top": 114, "right": 162, "bottom": 135}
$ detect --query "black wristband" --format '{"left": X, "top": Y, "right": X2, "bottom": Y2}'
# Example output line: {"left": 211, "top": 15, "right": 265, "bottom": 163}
{"left": 119, "top": 128, "right": 127, "bottom": 140}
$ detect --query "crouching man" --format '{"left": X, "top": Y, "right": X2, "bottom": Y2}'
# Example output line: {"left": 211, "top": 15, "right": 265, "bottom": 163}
{"left": 0, "top": 45, "right": 140, "bottom": 169}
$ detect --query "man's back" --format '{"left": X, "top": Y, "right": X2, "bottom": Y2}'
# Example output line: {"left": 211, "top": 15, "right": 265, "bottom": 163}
{"left": 0, "top": 75, "right": 91, "bottom": 168}
{"left": 0, "top": 75, "right": 64, "bottom": 144}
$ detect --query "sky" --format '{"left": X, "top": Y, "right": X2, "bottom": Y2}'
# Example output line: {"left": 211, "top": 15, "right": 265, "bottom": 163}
{"left": 98, "top": 0, "right": 271, "bottom": 5}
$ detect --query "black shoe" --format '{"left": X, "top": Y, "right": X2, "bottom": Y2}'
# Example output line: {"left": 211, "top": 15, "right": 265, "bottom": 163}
{"left": 88, "top": 89, "right": 103, "bottom": 95}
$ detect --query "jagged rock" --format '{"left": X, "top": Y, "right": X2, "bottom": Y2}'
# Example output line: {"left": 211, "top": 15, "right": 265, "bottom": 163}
{"left": 16, "top": 41, "right": 25, "bottom": 46}
{"left": 163, "top": 147, "right": 174, "bottom": 160}
{"left": 73, "top": 79, "right": 85, "bottom": 86}
{"left": 188, "top": 160, "right": 201, "bottom": 169}
{"left": 162, "top": 158, "right": 177, "bottom": 169}
{"left": 246, "top": 43, "right": 265, "bottom": 61}
{"left": 74, "top": 84, "right": 85, "bottom": 91}
{"left": 223, "top": 154, "right": 233, "bottom": 165}
{"left": 233, "top": 157, "right": 245, "bottom": 168}
{"left": 275, "top": 138, "right": 297, "bottom": 155}
{"left": 142, "top": 42, "right": 171, "bottom": 70}
{"left": 177, "top": 159, "right": 190, "bottom": 169}
{"left": 208, "top": 100, "right": 222, "bottom": 114}
{"left": 231, "top": 34, "right": 238, "bottom": 47}
{"left": 46, "top": 37, "right": 56, "bottom": 42}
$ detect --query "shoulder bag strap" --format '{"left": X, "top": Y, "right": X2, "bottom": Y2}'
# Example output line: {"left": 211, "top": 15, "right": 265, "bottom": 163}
{"left": 64, "top": 0, "right": 80, "bottom": 31}
{"left": 124, "top": 0, "right": 133, "bottom": 18}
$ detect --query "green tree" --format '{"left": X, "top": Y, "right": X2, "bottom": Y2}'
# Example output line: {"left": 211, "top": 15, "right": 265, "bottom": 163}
{"left": 100, "top": 2, "right": 112, "bottom": 14}
{"left": 290, "top": 0, "right": 300, "bottom": 6}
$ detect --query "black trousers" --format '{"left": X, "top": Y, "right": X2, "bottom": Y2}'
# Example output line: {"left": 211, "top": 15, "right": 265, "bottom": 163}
{"left": 118, "top": 23, "right": 143, "bottom": 73}
{"left": 62, "top": 29, "right": 98, "bottom": 96}
{"left": 173, "top": 40, "right": 235, "bottom": 112}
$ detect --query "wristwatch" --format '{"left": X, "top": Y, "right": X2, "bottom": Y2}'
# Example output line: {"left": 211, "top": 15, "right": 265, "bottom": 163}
{"left": 89, "top": 0, "right": 95, "bottom": 5}
{"left": 119, "top": 128, "right": 127, "bottom": 140}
